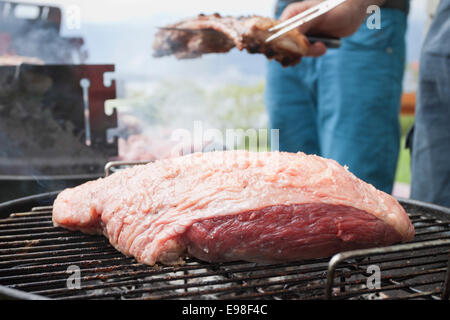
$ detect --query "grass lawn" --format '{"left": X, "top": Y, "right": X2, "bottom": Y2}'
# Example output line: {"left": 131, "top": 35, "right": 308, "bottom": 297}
{"left": 395, "top": 116, "right": 415, "bottom": 184}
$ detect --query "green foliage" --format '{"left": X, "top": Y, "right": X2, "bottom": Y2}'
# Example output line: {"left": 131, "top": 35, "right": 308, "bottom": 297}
{"left": 400, "top": 115, "right": 415, "bottom": 137}
{"left": 204, "top": 82, "right": 267, "bottom": 130}
{"left": 395, "top": 116, "right": 414, "bottom": 184}
{"left": 395, "top": 137, "right": 411, "bottom": 184}
{"left": 108, "top": 80, "right": 267, "bottom": 131}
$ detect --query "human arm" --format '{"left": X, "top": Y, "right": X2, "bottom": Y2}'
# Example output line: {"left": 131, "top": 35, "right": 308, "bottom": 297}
{"left": 282, "top": 0, "right": 387, "bottom": 56}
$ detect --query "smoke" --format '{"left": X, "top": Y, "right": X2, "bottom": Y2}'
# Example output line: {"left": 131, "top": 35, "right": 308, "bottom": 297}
{"left": 109, "top": 78, "right": 269, "bottom": 162}
{"left": 0, "top": 3, "right": 84, "bottom": 64}
{"left": 10, "top": 22, "right": 81, "bottom": 63}
{"left": 13, "top": 27, "right": 75, "bottom": 63}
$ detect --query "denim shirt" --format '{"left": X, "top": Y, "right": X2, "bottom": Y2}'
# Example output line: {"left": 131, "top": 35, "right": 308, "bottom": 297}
{"left": 424, "top": 0, "right": 450, "bottom": 56}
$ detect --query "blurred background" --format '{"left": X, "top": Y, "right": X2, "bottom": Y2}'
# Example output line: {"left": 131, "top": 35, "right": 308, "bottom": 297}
{"left": 0, "top": 0, "right": 433, "bottom": 200}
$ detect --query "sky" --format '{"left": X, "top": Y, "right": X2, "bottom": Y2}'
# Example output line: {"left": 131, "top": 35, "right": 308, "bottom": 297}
{"left": 13, "top": 0, "right": 426, "bottom": 24}
{"left": 14, "top": 0, "right": 276, "bottom": 23}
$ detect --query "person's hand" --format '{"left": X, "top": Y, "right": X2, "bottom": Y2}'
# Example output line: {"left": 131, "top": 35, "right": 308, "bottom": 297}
{"left": 280, "top": 0, "right": 373, "bottom": 57}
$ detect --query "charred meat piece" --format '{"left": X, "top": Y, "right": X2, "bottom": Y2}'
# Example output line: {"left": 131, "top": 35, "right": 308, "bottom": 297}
{"left": 53, "top": 150, "right": 414, "bottom": 266}
{"left": 153, "top": 14, "right": 310, "bottom": 67}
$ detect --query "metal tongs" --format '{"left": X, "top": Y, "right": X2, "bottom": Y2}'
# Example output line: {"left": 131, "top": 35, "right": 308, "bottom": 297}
{"left": 266, "top": 0, "right": 348, "bottom": 43}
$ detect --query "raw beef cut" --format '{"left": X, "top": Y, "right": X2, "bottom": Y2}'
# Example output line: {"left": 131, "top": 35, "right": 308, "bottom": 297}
{"left": 53, "top": 151, "right": 414, "bottom": 265}
{"left": 153, "top": 14, "right": 310, "bottom": 67}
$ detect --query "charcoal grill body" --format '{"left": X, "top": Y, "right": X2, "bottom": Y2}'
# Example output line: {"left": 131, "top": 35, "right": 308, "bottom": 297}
{"left": 0, "top": 64, "right": 118, "bottom": 202}
{"left": 0, "top": 176, "right": 99, "bottom": 205}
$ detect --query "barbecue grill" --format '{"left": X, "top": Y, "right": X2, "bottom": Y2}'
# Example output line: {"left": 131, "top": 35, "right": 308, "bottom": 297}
{"left": 0, "top": 1, "right": 119, "bottom": 203}
{"left": 0, "top": 63, "right": 118, "bottom": 203}
{"left": 0, "top": 164, "right": 449, "bottom": 300}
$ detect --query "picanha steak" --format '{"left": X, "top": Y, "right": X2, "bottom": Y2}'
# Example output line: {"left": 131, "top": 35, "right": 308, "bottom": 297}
{"left": 53, "top": 151, "right": 415, "bottom": 265}
{"left": 153, "top": 14, "right": 310, "bottom": 67}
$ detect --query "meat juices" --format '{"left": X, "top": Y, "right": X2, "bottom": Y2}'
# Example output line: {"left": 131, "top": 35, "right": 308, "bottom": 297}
{"left": 53, "top": 151, "right": 415, "bottom": 265}
{"left": 153, "top": 14, "right": 310, "bottom": 67}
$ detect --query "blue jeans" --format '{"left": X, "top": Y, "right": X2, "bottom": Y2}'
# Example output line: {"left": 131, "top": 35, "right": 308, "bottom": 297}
{"left": 410, "top": 0, "right": 450, "bottom": 208}
{"left": 265, "top": 5, "right": 407, "bottom": 193}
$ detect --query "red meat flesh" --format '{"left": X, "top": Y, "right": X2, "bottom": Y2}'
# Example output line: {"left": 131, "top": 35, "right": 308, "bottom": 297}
{"left": 183, "top": 204, "right": 403, "bottom": 263}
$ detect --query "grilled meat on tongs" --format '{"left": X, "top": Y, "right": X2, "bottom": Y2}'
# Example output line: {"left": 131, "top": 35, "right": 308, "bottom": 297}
{"left": 153, "top": 14, "right": 311, "bottom": 67}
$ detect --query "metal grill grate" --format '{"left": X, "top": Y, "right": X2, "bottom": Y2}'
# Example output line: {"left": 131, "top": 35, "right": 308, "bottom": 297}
{"left": 0, "top": 201, "right": 449, "bottom": 300}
